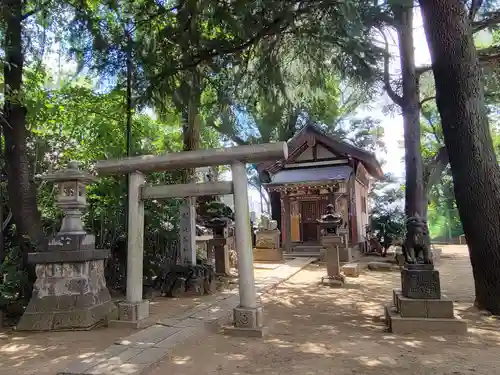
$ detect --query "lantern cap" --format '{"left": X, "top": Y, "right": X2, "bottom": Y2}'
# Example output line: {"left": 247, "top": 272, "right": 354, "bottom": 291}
{"left": 41, "top": 161, "right": 98, "bottom": 184}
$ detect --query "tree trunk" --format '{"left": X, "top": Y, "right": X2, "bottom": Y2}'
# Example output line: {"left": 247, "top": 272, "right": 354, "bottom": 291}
{"left": 419, "top": 0, "right": 500, "bottom": 314}
{"left": 3, "top": 0, "right": 45, "bottom": 299}
{"left": 422, "top": 146, "right": 449, "bottom": 219}
{"left": 394, "top": 3, "right": 425, "bottom": 218}
{"left": 3, "top": 1, "right": 45, "bottom": 247}
{"left": 181, "top": 69, "right": 202, "bottom": 183}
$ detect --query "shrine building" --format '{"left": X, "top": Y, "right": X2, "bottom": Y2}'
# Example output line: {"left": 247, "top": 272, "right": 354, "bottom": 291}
{"left": 256, "top": 124, "right": 384, "bottom": 257}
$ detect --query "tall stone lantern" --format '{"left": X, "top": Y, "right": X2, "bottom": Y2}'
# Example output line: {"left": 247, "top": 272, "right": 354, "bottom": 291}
{"left": 17, "top": 161, "right": 113, "bottom": 331}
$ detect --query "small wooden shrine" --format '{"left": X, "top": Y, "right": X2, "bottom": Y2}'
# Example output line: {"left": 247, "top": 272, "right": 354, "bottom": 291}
{"left": 256, "top": 124, "right": 383, "bottom": 256}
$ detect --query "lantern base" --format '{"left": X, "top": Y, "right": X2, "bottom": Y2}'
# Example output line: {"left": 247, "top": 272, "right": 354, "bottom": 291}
{"left": 28, "top": 248, "right": 109, "bottom": 264}
{"left": 16, "top": 259, "right": 113, "bottom": 331}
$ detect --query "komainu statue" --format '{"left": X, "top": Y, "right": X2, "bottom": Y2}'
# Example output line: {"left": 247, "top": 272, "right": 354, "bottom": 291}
{"left": 402, "top": 214, "right": 432, "bottom": 264}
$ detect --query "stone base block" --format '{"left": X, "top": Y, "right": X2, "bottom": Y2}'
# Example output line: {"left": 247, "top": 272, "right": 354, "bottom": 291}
{"left": 401, "top": 266, "right": 441, "bottom": 299}
{"left": 107, "top": 318, "right": 151, "bottom": 329}
{"left": 342, "top": 263, "right": 360, "bottom": 278}
{"left": 223, "top": 325, "right": 268, "bottom": 338}
{"left": 233, "top": 305, "right": 264, "bottom": 329}
{"left": 393, "top": 289, "right": 454, "bottom": 318}
{"left": 385, "top": 304, "right": 467, "bottom": 334}
{"left": 321, "top": 275, "right": 345, "bottom": 287}
{"left": 117, "top": 300, "right": 150, "bottom": 322}
{"left": 253, "top": 247, "right": 283, "bottom": 262}
{"left": 16, "top": 260, "right": 112, "bottom": 331}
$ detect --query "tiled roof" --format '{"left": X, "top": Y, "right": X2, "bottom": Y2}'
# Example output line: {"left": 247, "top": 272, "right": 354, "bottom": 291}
{"left": 267, "top": 165, "right": 352, "bottom": 185}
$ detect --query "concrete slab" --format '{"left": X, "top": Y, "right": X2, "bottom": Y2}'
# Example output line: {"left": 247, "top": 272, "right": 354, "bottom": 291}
{"left": 115, "top": 325, "right": 184, "bottom": 348}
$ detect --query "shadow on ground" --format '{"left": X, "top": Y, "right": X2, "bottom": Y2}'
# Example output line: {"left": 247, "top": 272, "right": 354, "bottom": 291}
{"left": 147, "top": 246, "right": 500, "bottom": 375}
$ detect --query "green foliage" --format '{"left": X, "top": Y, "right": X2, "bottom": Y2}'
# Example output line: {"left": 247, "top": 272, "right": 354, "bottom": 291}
{"left": 203, "top": 201, "right": 234, "bottom": 221}
{"left": 0, "top": 245, "right": 27, "bottom": 309}
{"left": 369, "top": 174, "right": 406, "bottom": 239}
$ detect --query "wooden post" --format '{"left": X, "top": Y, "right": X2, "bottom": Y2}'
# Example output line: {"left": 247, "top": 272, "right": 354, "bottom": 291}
{"left": 283, "top": 193, "right": 292, "bottom": 253}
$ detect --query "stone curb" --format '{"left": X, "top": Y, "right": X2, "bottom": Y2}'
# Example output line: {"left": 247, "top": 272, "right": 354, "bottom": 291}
{"left": 57, "top": 257, "right": 315, "bottom": 375}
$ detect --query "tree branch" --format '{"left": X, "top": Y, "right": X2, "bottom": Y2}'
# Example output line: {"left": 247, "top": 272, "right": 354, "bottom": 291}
{"left": 423, "top": 114, "right": 442, "bottom": 144}
{"left": 424, "top": 146, "right": 449, "bottom": 194}
{"left": 419, "top": 96, "right": 435, "bottom": 108}
{"left": 377, "top": 27, "right": 404, "bottom": 107}
{"left": 151, "top": 3, "right": 315, "bottom": 80}
{"left": 208, "top": 122, "right": 249, "bottom": 146}
{"left": 472, "top": 11, "right": 500, "bottom": 33}
{"left": 22, "top": 0, "right": 52, "bottom": 20}
{"left": 416, "top": 46, "right": 500, "bottom": 75}
{"left": 468, "top": 0, "right": 483, "bottom": 22}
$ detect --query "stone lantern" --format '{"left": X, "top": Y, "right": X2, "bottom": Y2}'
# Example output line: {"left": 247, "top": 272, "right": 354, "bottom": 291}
{"left": 51, "top": 160, "right": 94, "bottom": 235}
{"left": 317, "top": 204, "right": 346, "bottom": 287}
{"left": 16, "top": 162, "right": 113, "bottom": 331}
{"left": 206, "top": 217, "right": 233, "bottom": 276}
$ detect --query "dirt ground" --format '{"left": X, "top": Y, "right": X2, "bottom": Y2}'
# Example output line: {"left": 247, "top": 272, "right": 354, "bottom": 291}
{"left": 0, "top": 263, "right": 290, "bottom": 375}
{"left": 147, "top": 245, "right": 500, "bottom": 375}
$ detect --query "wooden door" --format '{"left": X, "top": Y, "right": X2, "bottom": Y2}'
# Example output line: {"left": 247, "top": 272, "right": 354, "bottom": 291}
{"left": 300, "top": 201, "right": 319, "bottom": 242}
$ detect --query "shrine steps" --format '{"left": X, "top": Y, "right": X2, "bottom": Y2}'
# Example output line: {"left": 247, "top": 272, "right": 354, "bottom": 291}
{"left": 284, "top": 252, "right": 321, "bottom": 258}
{"left": 286, "top": 245, "right": 322, "bottom": 258}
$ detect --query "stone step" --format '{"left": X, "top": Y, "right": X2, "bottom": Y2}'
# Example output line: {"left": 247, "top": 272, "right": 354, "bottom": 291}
{"left": 384, "top": 304, "right": 467, "bottom": 334}
{"left": 393, "top": 289, "right": 454, "bottom": 319}
{"left": 284, "top": 252, "right": 320, "bottom": 258}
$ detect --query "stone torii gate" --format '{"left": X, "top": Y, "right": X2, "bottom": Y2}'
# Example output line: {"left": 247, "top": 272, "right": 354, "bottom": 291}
{"left": 95, "top": 142, "right": 287, "bottom": 336}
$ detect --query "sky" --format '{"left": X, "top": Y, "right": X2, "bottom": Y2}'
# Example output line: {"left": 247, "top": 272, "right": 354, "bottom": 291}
{"left": 368, "top": 10, "right": 431, "bottom": 182}
{"left": 246, "top": 11, "right": 435, "bottom": 217}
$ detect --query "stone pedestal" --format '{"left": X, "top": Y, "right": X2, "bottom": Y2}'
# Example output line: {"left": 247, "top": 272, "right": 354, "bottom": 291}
{"left": 17, "top": 163, "right": 114, "bottom": 331}
{"left": 180, "top": 197, "right": 197, "bottom": 265}
{"left": 255, "top": 229, "right": 280, "bottom": 249}
{"left": 223, "top": 305, "right": 266, "bottom": 338}
{"left": 336, "top": 229, "right": 351, "bottom": 262}
{"left": 17, "top": 235, "right": 112, "bottom": 331}
{"left": 253, "top": 247, "right": 283, "bottom": 262}
{"left": 253, "top": 228, "right": 282, "bottom": 262}
{"left": 209, "top": 238, "right": 231, "bottom": 276}
{"left": 385, "top": 264, "right": 467, "bottom": 334}
{"left": 401, "top": 264, "right": 441, "bottom": 299}
{"left": 320, "top": 235, "right": 345, "bottom": 287}
{"left": 115, "top": 300, "right": 150, "bottom": 326}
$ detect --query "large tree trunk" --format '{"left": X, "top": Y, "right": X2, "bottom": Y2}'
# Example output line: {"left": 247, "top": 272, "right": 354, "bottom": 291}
{"left": 3, "top": 1, "right": 44, "bottom": 246}
{"left": 419, "top": 0, "right": 500, "bottom": 314}
{"left": 394, "top": 3, "right": 425, "bottom": 218}
{"left": 181, "top": 69, "right": 202, "bottom": 183}
{"left": 3, "top": 0, "right": 45, "bottom": 299}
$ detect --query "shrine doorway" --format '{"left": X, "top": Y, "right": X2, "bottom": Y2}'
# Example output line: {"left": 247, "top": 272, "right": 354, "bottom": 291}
{"left": 299, "top": 200, "right": 329, "bottom": 242}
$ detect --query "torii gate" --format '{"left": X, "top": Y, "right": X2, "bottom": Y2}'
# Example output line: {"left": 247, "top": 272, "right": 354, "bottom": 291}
{"left": 95, "top": 142, "right": 287, "bottom": 335}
